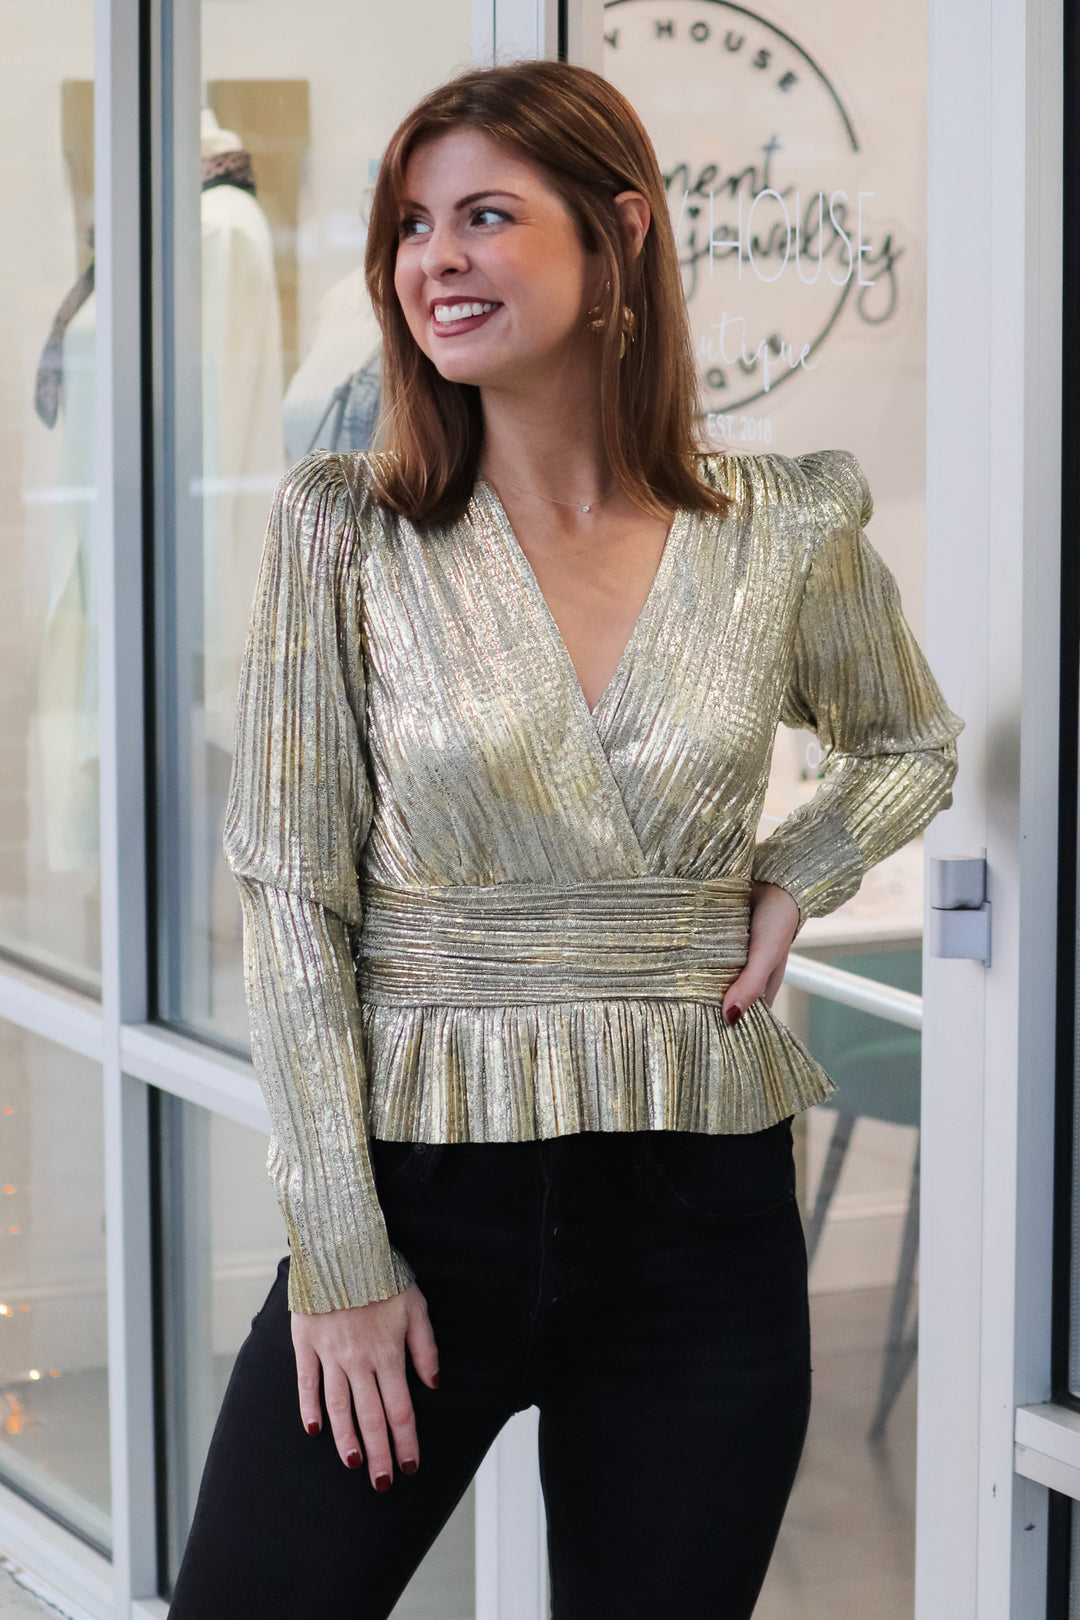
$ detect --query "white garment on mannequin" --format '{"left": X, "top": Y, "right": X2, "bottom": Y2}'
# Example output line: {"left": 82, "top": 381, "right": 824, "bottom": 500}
{"left": 281, "top": 268, "right": 381, "bottom": 460}
{"left": 200, "top": 108, "right": 286, "bottom": 754}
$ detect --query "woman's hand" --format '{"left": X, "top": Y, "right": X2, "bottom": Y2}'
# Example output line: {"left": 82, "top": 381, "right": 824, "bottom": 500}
{"left": 291, "top": 1282, "right": 440, "bottom": 1489}
{"left": 721, "top": 880, "right": 800, "bottom": 1027}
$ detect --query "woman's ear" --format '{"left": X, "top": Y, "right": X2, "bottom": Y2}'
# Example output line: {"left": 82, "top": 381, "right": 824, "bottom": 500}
{"left": 614, "top": 190, "right": 651, "bottom": 262}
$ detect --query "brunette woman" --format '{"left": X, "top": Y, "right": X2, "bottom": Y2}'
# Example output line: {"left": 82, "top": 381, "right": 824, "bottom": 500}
{"left": 170, "top": 58, "right": 962, "bottom": 1620}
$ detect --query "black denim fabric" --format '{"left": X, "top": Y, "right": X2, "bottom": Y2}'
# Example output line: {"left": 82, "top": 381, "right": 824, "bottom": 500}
{"left": 169, "top": 1120, "right": 811, "bottom": 1619}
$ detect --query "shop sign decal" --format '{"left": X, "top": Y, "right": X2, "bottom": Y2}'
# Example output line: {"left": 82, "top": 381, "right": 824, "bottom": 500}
{"left": 604, "top": 0, "right": 906, "bottom": 423}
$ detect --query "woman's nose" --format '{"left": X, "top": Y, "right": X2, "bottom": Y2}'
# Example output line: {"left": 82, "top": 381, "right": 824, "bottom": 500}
{"left": 420, "top": 222, "right": 469, "bottom": 279}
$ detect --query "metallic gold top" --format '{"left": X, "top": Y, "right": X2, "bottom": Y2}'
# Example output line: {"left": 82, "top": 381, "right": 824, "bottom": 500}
{"left": 224, "top": 447, "right": 963, "bottom": 1313}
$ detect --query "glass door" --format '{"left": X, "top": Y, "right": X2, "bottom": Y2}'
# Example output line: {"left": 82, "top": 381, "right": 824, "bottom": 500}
{"left": 572, "top": 1, "right": 1066, "bottom": 1615}
{"left": 587, "top": 3, "right": 932, "bottom": 1612}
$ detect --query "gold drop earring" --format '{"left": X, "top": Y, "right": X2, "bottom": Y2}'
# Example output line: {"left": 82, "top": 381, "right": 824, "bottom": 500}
{"left": 584, "top": 288, "right": 636, "bottom": 358}
{"left": 585, "top": 277, "right": 612, "bottom": 334}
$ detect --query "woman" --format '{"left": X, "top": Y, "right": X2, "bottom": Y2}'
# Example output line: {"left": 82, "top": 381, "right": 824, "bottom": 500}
{"left": 171, "top": 59, "right": 962, "bottom": 1620}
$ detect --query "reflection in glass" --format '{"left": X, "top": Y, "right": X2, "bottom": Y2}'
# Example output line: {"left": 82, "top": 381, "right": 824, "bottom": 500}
{"left": 157, "top": 4, "right": 473, "bottom": 1048}
{"left": 1, "top": 22, "right": 100, "bottom": 989}
{"left": 0, "top": 1018, "right": 109, "bottom": 1550}
{"left": 158, "top": 1100, "right": 475, "bottom": 1612}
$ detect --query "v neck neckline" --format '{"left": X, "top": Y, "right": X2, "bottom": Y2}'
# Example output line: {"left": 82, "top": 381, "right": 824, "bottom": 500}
{"left": 475, "top": 477, "right": 690, "bottom": 728}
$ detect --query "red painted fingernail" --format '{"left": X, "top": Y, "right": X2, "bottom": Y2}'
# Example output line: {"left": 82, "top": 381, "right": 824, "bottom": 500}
{"left": 431, "top": 1370, "right": 441, "bottom": 1389}
{"left": 345, "top": 1450, "right": 362, "bottom": 1470}
{"left": 401, "top": 1459, "right": 418, "bottom": 1476}
{"left": 375, "top": 1473, "right": 392, "bottom": 1492}
{"left": 726, "top": 1004, "right": 743, "bottom": 1027}
{"left": 306, "top": 1420, "right": 320, "bottom": 1437}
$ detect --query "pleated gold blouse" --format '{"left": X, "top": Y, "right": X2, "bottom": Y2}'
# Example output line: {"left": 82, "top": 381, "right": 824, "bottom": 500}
{"left": 224, "top": 446, "right": 963, "bottom": 1314}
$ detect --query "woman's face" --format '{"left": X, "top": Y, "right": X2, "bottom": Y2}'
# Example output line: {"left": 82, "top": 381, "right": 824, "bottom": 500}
{"left": 393, "top": 127, "right": 601, "bottom": 393}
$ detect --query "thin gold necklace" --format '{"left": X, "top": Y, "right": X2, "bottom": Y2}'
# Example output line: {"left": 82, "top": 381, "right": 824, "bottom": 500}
{"left": 486, "top": 472, "right": 613, "bottom": 516}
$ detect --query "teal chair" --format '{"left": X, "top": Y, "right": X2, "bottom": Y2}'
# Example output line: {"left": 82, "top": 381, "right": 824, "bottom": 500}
{"left": 800, "top": 947, "right": 921, "bottom": 1440}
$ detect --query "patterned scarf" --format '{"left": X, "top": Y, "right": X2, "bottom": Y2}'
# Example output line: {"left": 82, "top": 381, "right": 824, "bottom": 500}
{"left": 34, "top": 230, "right": 94, "bottom": 430}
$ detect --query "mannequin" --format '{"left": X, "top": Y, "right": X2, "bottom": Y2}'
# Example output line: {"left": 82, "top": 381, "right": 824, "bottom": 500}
{"left": 34, "top": 114, "right": 285, "bottom": 891}
{"left": 282, "top": 267, "right": 381, "bottom": 459}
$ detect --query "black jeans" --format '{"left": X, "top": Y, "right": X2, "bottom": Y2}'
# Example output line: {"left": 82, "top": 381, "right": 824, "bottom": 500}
{"left": 170, "top": 1120, "right": 811, "bottom": 1619}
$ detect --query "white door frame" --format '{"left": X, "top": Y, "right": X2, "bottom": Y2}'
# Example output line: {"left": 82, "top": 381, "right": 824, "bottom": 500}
{"left": 920, "top": 0, "right": 1063, "bottom": 1616}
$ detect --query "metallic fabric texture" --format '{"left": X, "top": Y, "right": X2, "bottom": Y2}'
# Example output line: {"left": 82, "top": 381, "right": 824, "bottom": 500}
{"left": 356, "top": 875, "right": 752, "bottom": 1005}
{"left": 224, "top": 447, "right": 963, "bottom": 1312}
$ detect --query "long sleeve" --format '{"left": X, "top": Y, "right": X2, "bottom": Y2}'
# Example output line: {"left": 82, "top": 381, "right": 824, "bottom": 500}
{"left": 751, "top": 450, "right": 964, "bottom": 925}
{"left": 223, "top": 450, "right": 414, "bottom": 1313}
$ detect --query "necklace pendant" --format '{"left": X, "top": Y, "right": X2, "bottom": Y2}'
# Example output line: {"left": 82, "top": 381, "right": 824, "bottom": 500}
{"left": 582, "top": 503, "right": 591, "bottom": 513}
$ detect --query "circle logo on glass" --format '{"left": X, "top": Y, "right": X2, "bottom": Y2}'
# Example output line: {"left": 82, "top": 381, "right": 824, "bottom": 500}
{"left": 603, "top": 0, "right": 904, "bottom": 414}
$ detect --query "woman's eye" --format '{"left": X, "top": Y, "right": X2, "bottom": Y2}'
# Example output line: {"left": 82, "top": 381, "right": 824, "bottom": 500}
{"left": 398, "top": 216, "right": 431, "bottom": 239}
{"left": 472, "top": 207, "right": 510, "bottom": 228}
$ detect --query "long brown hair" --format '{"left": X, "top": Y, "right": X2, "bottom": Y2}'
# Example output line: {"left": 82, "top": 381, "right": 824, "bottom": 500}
{"left": 364, "top": 60, "right": 728, "bottom": 527}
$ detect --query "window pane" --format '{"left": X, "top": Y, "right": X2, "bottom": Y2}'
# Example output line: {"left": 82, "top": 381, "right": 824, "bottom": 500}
{"left": 0, "top": 8, "right": 99, "bottom": 989}
{"left": 158, "top": 1100, "right": 475, "bottom": 1612}
{"left": 601, "top": 3, "right": 928, "bottom": 1613}
{"left": 156, "top": 1, "right": 473, "bottom": 1047}
{"left": 156, "top": 1100, "right": 283, "bottom": 1585}
{"left": 768, "top": 950, "right": 920, "bottom": 1617}
{"left": 0, "top": 1017, "right": 109, "bottom": 1551}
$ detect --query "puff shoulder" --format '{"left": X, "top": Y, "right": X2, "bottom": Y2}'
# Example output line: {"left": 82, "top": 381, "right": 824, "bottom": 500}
{"left": 793, "top": 447, "right": 874, "bottom": 529}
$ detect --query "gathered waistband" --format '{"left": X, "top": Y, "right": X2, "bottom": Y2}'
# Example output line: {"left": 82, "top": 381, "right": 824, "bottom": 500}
{"left": 355, "top": 877, "right": 750, "bottom": 1007}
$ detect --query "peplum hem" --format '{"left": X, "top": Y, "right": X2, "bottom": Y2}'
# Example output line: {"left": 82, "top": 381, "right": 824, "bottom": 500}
{"left": 360, "top": 996, "right": 837, "bottom": 1143}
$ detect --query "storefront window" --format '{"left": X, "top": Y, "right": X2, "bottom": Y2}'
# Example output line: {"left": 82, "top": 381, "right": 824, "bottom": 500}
{"left": 0, "top": 1017, "right": 109, "bottom": 1551}
{"left": 0, "top": 7, "right": 100, "bottom": 990}
{"left": 155, "top": 1, "right": 474, "bottom": 1049}
{"left": 602, "top": 3, "right": 928, "bottom": 1611}
{"left": 158, "top": 1099, "right": 475, "bottom": 1610}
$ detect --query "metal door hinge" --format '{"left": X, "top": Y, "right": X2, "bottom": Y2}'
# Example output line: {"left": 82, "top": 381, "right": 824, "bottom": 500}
{"left": 928, "top": 855, "right": 991, "bottom": 966}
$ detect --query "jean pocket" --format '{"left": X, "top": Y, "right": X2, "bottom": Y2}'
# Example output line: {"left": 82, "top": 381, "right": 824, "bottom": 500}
{"left": 656, "top": 1127, "right": 796, "bottom": 1221}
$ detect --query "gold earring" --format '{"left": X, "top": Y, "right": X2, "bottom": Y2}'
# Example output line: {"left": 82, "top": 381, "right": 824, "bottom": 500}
{"left": 586, "top": 278, "right": 614, "bottom": 333}
{"left": 619, "top": 304, "right": 636, "bottom": 359}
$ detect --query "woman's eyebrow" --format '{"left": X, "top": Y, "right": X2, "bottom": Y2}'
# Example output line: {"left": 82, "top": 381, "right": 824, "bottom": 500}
{"left": 454, "top": 189, "right": 525, "bottom": 209}
{"left": 400, "top": 189, "right": 525, "bottom": 214}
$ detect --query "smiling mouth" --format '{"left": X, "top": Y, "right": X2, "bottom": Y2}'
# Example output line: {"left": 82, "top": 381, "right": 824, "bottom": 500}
{"left": 431, "top": 300, "right": 502, "bottom": 333}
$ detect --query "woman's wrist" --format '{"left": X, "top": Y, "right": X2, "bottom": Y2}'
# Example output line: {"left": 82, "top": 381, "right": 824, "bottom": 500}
{"left": 749, "top": 878, "right": 802, "bottom": 944}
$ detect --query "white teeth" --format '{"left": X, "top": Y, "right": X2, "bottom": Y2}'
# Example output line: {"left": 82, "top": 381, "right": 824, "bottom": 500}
{"left": 433, "top": 301, "right": 497, "bottom": 323}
